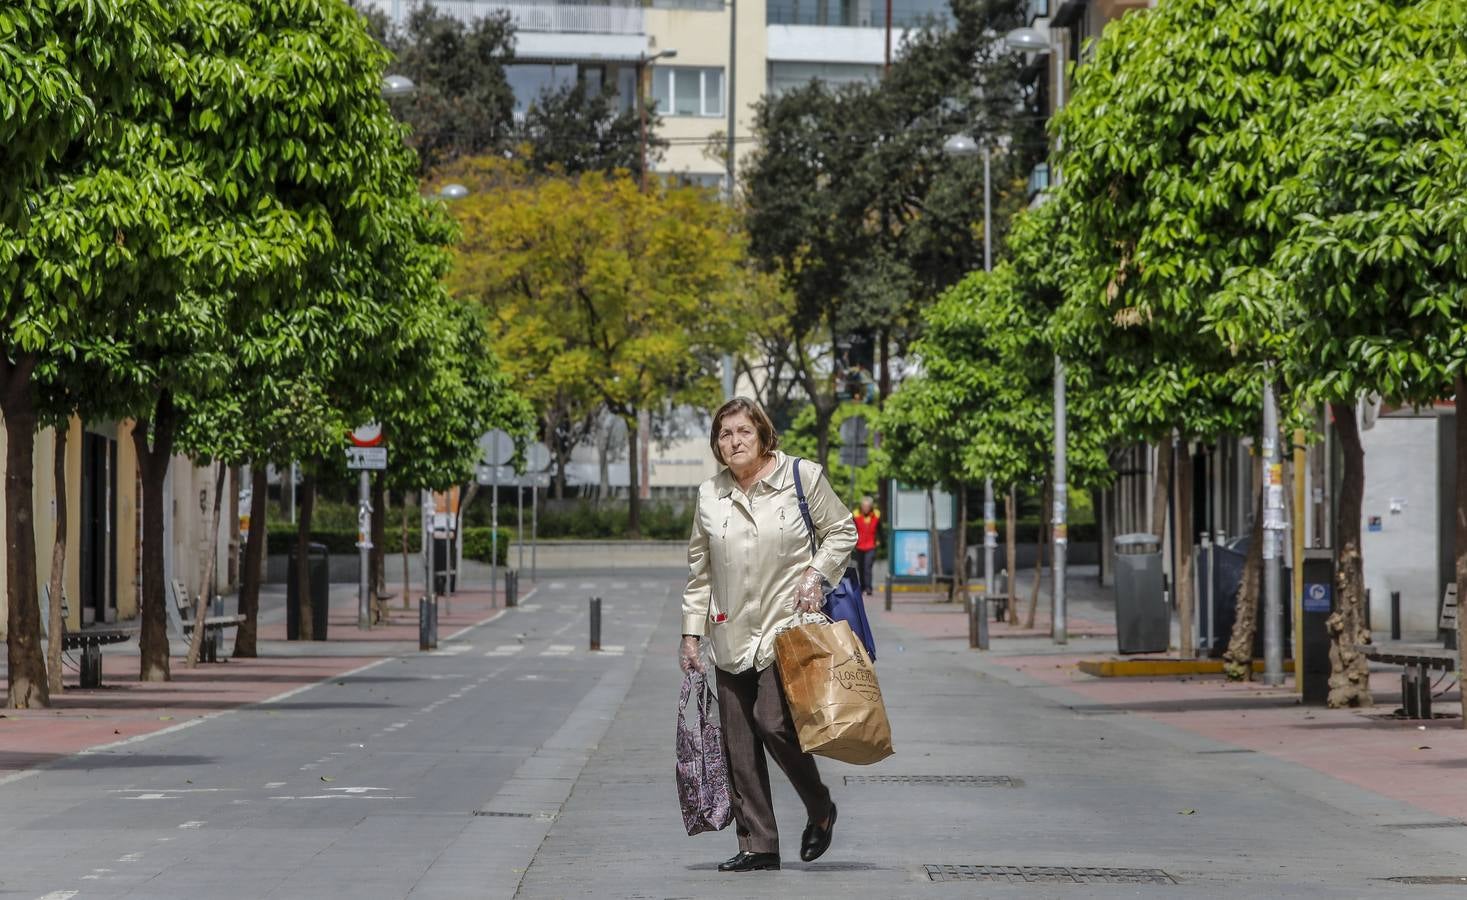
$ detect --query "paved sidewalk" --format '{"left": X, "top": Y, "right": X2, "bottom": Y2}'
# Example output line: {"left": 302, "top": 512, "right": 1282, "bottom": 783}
{"left": 515, "top": 569, "right": 1467, "bottom": 898}
{"left": 0, "top": 584, "right": 510, "bottom": 781}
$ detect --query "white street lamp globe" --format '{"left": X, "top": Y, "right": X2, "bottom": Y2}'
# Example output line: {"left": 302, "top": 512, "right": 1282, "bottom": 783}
{"left": 1004, "top": 26, "right": 1051, "bottom": 53}
{"left": 943, "top": 133, "right": 980, "bottom": 158}
{"left": 438, "top": 183, "right": 470, "bottom": 201}
{"left": 383, "top": 74, "right": 417, "bottom": 97}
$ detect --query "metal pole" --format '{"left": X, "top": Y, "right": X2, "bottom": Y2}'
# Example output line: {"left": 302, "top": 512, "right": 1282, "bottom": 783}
{"left": 726, "top": 0, "right": 737, "bottom": 200}
{"left": 1261, "top": 369, "right": 1284, "bottom": 685}
{"left": 288, "top": 461, "right": 297, "bottom": 524}
{"left": 590, "top": 596, "right": 602, "bottom": 651}
{"left": 422, "top": 488, "right": 434, "bottom": 611}
{"left": 980, "top": 144, "right": 996, "bottom": 627}
{"left": 357, "top": 471, "right": 371, "bottom": 630}
{"left": 491, "top": 464, "right": 500, "bottom": 604}
{"left": 532, "top": 482, "right": 539, "bottom": 582}
{"left": 517, "top": 482, "right": 525, "bottom": 573}
{"left": 1048, "top": 31, "right": 1069, "bottom": 646}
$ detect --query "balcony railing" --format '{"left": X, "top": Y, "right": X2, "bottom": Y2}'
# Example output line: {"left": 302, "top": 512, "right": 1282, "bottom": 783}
{"left": 372, "top": 0, "right": 644, "bottom": 34}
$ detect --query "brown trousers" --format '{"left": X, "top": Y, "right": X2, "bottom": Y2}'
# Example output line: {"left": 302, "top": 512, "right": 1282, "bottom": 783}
{"left": 716, "top": 663, "right": 832, "bottom": 854}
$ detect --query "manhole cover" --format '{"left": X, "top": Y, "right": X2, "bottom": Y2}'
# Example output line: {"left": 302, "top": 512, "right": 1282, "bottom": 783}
{"left": 1383, "top": 876, "right": 1467, "bottom": 885}
{"left": 473, "top": 810, "right": 532, "bottom": 818}
{"left": 845, "top": 775, "right": 1019, "bottom": 787}
{"left": 925, "top": 865, "right": 1176, "bottom": 885}
{"left": 1382, "top": 822, "right": 1466, "bottom": 830}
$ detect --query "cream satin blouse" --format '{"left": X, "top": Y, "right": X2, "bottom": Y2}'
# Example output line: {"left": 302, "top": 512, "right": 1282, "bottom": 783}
{"left": 682, "top": 452, "right": 858, "bottom": 673}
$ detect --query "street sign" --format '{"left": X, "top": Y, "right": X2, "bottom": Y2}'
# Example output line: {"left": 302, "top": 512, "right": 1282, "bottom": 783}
{"left": 526, "top": 441, "right": 552, "bottom": 472}
{"left": 350, "top": 422, "right": 384, "bottom": 448}
{"left": 479, "top": 429, "right": 513, "bottom": 466}
{"left": 476, "top": 464, "right": 515, "bottom": 486}
{"left": 347, "top": 446, "right": 387, "bottom": 470}
{"left": 838, "top": 415, "right": 869, "bottom": 467}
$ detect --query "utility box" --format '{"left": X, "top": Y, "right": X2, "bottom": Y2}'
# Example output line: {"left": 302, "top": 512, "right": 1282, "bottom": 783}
{"left": 1300, "top": 549, "right": 1334, "bottom": 705}
{"left": 1113, "top": 533, "right": 1169, "bottom": 654}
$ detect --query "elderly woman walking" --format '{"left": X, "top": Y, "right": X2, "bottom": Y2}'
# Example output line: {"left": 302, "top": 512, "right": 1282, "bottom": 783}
{"left": 680, "top": 397, "right": 858, "bottom": 872}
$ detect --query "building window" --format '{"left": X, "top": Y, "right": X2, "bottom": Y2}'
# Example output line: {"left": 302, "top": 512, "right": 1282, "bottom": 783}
{"left": 768, "top": 61, "right": 881, "bottom": 95}
{"left": 652, "top": 67, "right": 724, "bottom": 117}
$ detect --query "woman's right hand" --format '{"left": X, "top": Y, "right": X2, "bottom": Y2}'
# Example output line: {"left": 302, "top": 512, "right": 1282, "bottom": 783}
{"left": 679, "top": 635, "right": 705, "bottom": 674}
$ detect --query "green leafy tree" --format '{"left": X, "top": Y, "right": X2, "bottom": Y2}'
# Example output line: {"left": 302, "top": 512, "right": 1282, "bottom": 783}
{"left": 743, "top": 0, "right": 1042, "bottom": 462}
{"left": 376, "top": 3, "right": 517, "bottom": 176}
{"left": 518, "top": 80, "right": 664, "bottom": 180}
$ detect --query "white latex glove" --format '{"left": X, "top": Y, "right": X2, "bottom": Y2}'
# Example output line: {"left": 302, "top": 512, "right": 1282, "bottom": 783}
{"left": 792, "top": 567, "right": 825, "bottom": 614}
{"left": 679, "top": 635, "right": 705, "bottom": 674}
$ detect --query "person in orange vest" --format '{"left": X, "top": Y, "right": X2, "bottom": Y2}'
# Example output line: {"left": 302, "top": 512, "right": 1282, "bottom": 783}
{"left": 852, "top": 496, "right": 880, "bottom": 596}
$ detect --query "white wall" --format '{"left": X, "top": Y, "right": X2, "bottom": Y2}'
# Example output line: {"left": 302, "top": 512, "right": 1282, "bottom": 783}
{"left": 1360, "top": 415, "right": 1444, "bottom": 636}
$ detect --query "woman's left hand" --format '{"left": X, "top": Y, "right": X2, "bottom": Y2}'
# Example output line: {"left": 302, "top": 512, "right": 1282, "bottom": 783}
{"left": 793, "top": 567, "right": 824, "bottom": 613}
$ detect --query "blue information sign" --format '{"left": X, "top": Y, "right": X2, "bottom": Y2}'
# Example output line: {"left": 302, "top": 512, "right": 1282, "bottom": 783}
{"left": 1303, "top": 582, "right": 1332, "bottom": 613}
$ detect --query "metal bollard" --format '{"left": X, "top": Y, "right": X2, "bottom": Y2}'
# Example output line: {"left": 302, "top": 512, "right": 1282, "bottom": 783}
{"left": 1390, "top": 590, "right": 1401, "bottom": 642}
{"left": 429, "top": 595, "right": 439, "bottom": 649}
{"left": 884, "top": 578, "right": 893, "bottom": 612}
{"left": 506, "top": 570, "right": 518, "bottom": 608}
{"left": 589, "top": 596, "right": 601, "bottom": 652}
{"left": 419, "top": 597, "right": 430, "bottom": 652}
{"left": 967, "top": 595, "right": 990, "bottom": 651}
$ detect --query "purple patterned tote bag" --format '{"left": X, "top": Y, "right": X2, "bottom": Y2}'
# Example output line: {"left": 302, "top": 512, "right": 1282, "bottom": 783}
{"left": 676, "top": 671, "right": 733, "bottom": 835}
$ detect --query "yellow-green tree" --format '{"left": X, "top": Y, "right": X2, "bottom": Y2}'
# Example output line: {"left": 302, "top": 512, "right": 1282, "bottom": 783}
{"left": 444, "top": 157, "right": 750, "bottom": 535}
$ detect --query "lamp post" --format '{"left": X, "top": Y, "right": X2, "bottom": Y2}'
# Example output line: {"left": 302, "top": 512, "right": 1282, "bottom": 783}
{"left": 942, "top": 132, "right": 996, "bottom": 641}
{"left": 383, "top": 74, "right": 417, "bottom": 98}
{"left": 635, "top": 49, "right": 678, "bottom": 194}
{"left": 1005, "top": 24, "right": 1069, "bottom": 644}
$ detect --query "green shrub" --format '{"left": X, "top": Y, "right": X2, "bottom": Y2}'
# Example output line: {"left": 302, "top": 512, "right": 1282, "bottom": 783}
{"left": 266, "top": 526, "right": 509, "bottom": 566}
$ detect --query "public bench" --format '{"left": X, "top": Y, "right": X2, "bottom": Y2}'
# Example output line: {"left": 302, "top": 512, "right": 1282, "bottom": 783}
{"left": 40, "top": 585, "right": 133, "bottom": 688}
{"left": 1358, "top": 584, "right": 1459, "bottom": 718}
{"left": 168, "top": 578, "right": 246, "bottom": 663}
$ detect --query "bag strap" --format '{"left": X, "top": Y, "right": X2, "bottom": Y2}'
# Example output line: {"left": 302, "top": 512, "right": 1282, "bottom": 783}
{"left": 790, "top": 457, "right": 819, "bottom": 557}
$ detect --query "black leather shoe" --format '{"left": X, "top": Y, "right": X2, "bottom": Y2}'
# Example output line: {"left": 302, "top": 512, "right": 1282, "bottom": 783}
{"left": 800, "top": 802, "right": 837, "bottom": 862}
{"left": 719, "top": 851, "right": 780, "bottom": 872}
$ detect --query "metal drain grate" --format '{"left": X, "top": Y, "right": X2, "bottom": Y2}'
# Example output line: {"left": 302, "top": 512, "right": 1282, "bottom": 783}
{"left": 845, "top": 775, "right": 1018, "bottom": 787}
{"left": 925, "top": 865, "right": 1176, "bottom": 885}
{"left": 474, "top": 810, "right": 532, "bottom": 818}
{"left": 1382, "top": 822, "right": 1467, "bottom": 830}
{"left": 1383, "top": 876, "right": 1467, "bottom": 885}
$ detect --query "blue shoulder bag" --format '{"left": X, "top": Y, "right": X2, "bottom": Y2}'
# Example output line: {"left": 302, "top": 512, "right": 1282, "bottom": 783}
{"left": 791, "top": 458, "right": 877, "bottom": 662}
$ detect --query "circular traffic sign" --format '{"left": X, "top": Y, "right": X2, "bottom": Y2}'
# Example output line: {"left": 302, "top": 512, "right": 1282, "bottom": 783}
{"left": 479, "top": 429, "right": 513, "bottom": 466}
{"left": 526, "top": 442, "right": 552, "bottom": 472}
{"left": 350, "top": 422, "right": 384, "bottom": 447}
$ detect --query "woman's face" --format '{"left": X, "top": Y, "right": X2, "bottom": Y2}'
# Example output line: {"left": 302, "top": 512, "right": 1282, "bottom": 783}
{"left": 717, "top": 412, "right": 762, "bottom": 468}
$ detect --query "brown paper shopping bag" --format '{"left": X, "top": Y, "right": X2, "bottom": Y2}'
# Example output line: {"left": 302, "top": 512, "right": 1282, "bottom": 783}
{"left": 774, "top": 616, "right": 894, "bottom": 766}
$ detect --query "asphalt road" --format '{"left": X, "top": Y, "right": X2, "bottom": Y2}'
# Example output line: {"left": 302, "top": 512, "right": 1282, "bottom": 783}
{"left": 0, "top": 573, "right": 668, "bottom": 900}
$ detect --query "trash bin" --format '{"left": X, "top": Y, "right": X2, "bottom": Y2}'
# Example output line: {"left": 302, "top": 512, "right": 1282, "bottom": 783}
{"left": 286, "top": 541, "right": 330, "bottom": 641}
{"left": 1201, "top": 534, "right": 1291, "bottom": 660}
{"left": 1113, "top": 533, "right": 1169, "bottom": 654}
{"left": 432, "top": 536, "right": 456, "bottom": 594}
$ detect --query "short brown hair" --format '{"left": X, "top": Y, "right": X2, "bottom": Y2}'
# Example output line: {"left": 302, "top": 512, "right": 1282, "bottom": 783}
{"left": 710, "top": 397, "right": 779, "bottom": 466}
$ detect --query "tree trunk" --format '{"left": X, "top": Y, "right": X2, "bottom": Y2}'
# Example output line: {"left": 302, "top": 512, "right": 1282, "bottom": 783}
{"left": 132, "top": 391, "right": 176, "bottom": 683}
{"left": 927, "top": 487, "right": 939, "bottom": 593}
{"left": 1, "top": 355, "right": 48, "bottom": 707}
{"left": 1223, "top": 474, "right": 1265, "bottom": 681}
{"left": 234, "top": 465, "right": 267, "bottom": 658}
{"left": 1455, "top": 375, "right": 1467, "bottom": 729}
{"left": 1151, "top": 433, "right": 1174, "bottom": 540}
{"left": 813, "top": 403, "right": 836, "bottom": 469}
{"left": 1176, "top": 445, "right": 1196, "bottom": 658}
{"left": 371, "top": 475, "right": 387, "bottom": 599}
{"left": 626, "top": 416, "right": 641, "bottom": 538}
{"left": 226, "top": 464, "right": 241, "bottom": 589}
{"left": 1005, "top": 487, "right": 1019, "bottom": 625}
{"left": 45, "top": 424, "right": 69, "bottom": 695}
{"left": 294, "top": 471, "right": 317, "bottom": 641}
{"left": 186, "top": 462, "right": 227, "bottom": 667}
{"left": 1326, "top": 400, "right": 1372, "bottom": 707}
{"left": 400, "top": 499, "right": 411, "bottom": 608}
{"left": 953, "top": 485, "right": 968, "bottom": 604}
{"left": 1027, "top": 479, "right": 1049, "bottom": 630}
